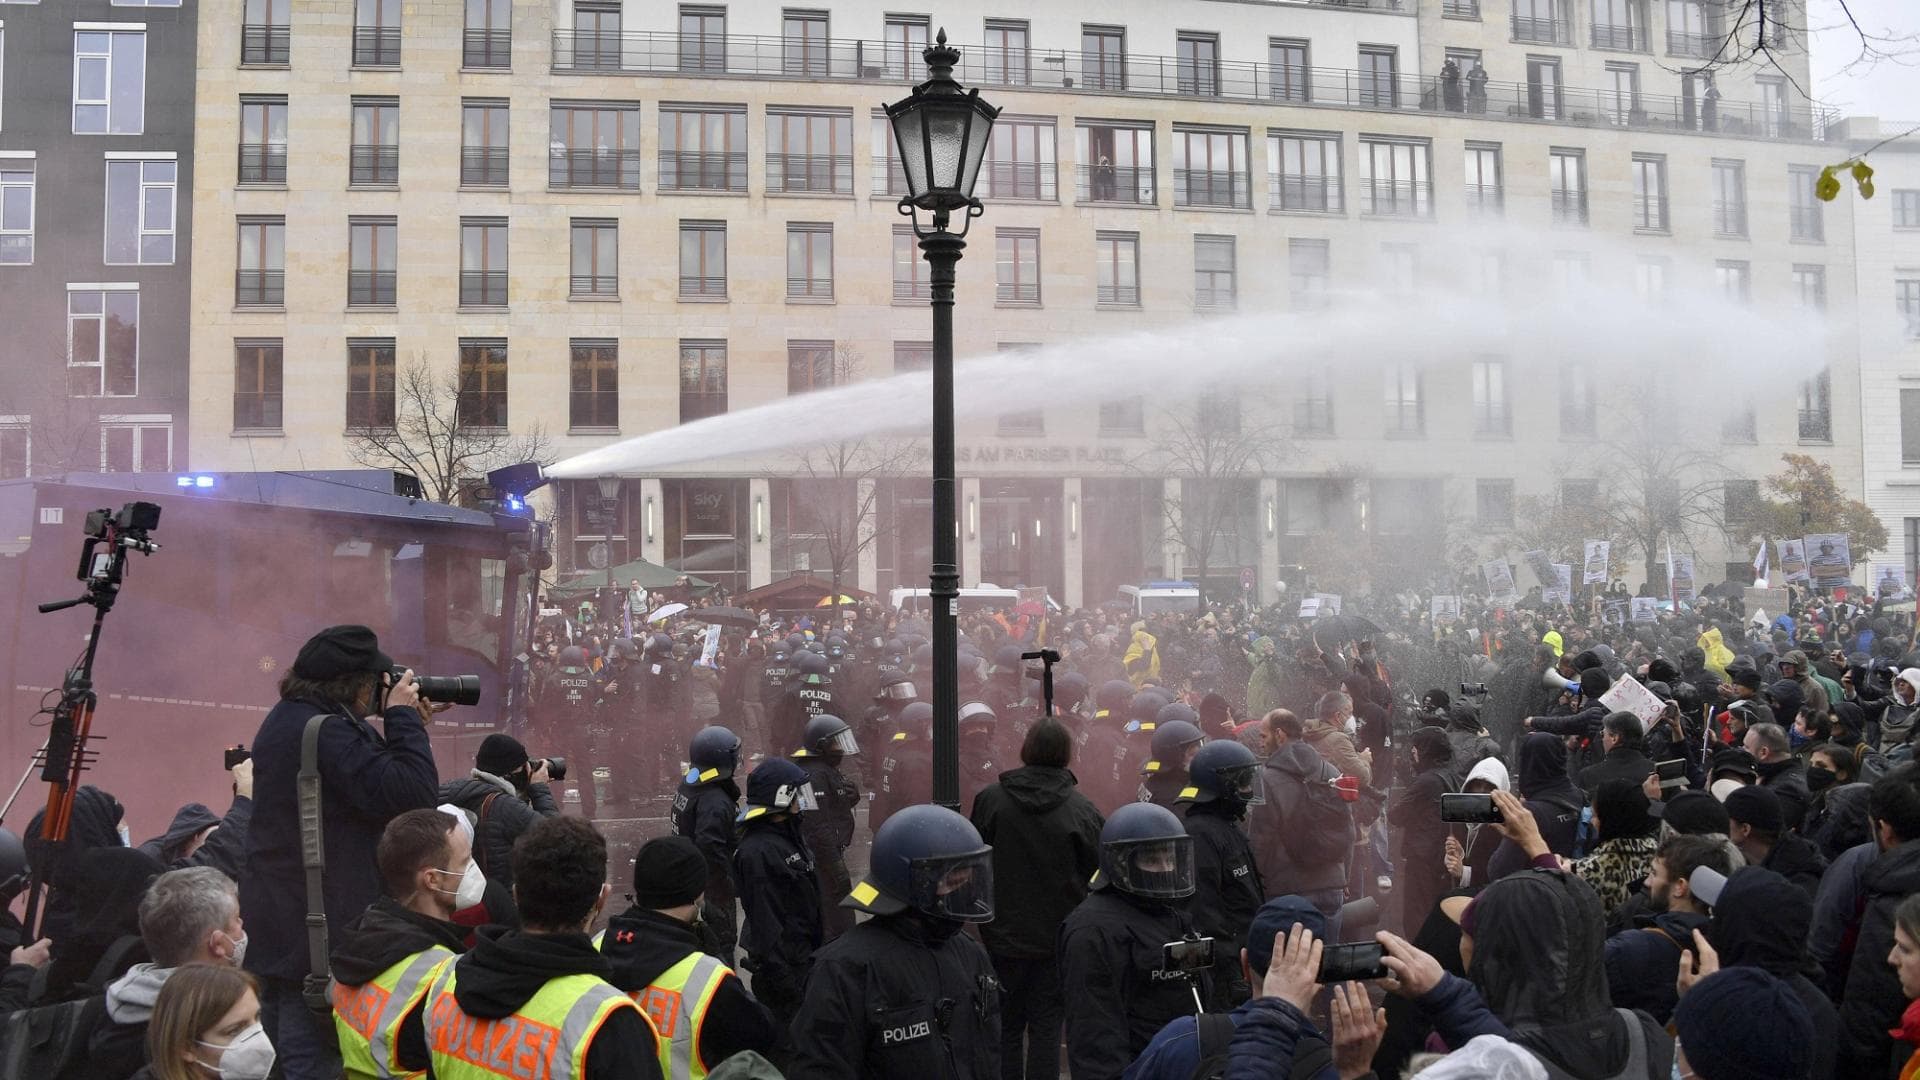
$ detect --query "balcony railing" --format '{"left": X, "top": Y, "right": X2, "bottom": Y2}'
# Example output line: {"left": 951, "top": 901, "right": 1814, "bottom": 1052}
{"left": 352, "top": 25, "right": 400, "bottom": 66}
{"left": 1633, "top": 195, "right": 1668, "bottom": 230}
{"left": 1195, "top": 286, "right": 1236, "bottom": 310}
{"left": 1463, "top": 182, "right": 1502, "bottom": 214}
{"left": 680, "top": 394, "right": 727, "bottom": 423}
{"left": 1443, "top": 0, "right": 1479, "bottom": 15}
{"left": 1076, "top": 164, "right": 1155, "bottom": 205}
{"left": 980, "top": 160, "right": 1057, "bottom": 201}
{"left": 457, "top": 392, "right": 507, "bottom": 430}
{"left": 548, "top": 148, "right": 640, "bottom": 189}
{"left": 464, "top": 27, "right": 510, "bottom": 68}
{"left": 236, "top": 269, "right": 285, "bottom": 307}
{"left": 238, "top": 144, "right": 286, "bottom": 185}
{"left": 241, "top": 24, "right": 289, "bottom": 64}
{"left": 1713, "top": 202, "right": 1748, "bottom": 237}
{"left": 658, "top": 150, "right": 747, "bottom": 192}
{"left": 1175, "top": 169, "right": 1251, "bottom": 209}
{"left": 1360, "top": 179, "right": 1431, "bottom": 217}
{"left": 1097, "top": 283, "right": 1139, "bottom": 306}
{"left": 571, "top": 274, "right": 618, "bottom": 297}
{"left": 1475, "top": 408, "right": 1513, "bottom": 436}
{"left": 766, "top": 153, "right": 853, "bottom": 195}
{"left": 870, "top": 161, "right": 909, "bottom": 198}
{"left": 350, "top": 144, "right": 398, "bottom": 185}
{"left": 1294, "top": 400, "right": 1335, "bottom": 436}
{"left": 680, "top": 275, "right": 727, "bottom": 299}
{"left": 570, "top": 392, "right": 619, "bottom": 430}
{"left": 462, "top": 146, "right": 508, "bottom": 187}
{"left": 1551, "top": 189, "right": 1589, "bottom": 225}
{"left": 786, "top": 276, "right": 833, "bottom": 300}
{"left": 349, "top": 269, "right": 396, "bottom": 306}
{"left": 1272, "top": 176, "right": 1343, "bottom": 213}
{"left": 996, "top": 280, "right": 1040, "bottom": 304}
{"left": 1791, "top": 205, "right": 1824, "bottom": 242}
{"left": 893, "top": 278, "right": 930, "bottom": 302}
{"left": 1591, "top": 22, "right": 1647, "bottom": 50}
{"left": 347, "top": 392, "right": 397, "bottom": 432}
{"left": 460, "top": 270, "right": 507, "bottom": 307}
{"left": 1667, "top": 29, "right": 1720, "bottom": 57}
{"left": 1511, "top": 15, "right": 1570, "bottom": 44}
{"left": 548, "top": 30, "right": 1834, "bottom": 142}
{"left": 233, "top": 392, "right": 283, "bottom": 430}
{"left": 1798, "top": 409, "right": 1831, "bottom": 442}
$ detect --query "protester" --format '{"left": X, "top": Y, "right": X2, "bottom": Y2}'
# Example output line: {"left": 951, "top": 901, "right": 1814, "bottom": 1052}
{"left": 1487, "top": 733, "right": 1584, "bottom": 881}
{"left": 1578, "top": 712, "right": 1657, "bottom": 794}
{"left": 1839, "top": 765, "right": 1920, "bottom": 1075}
{"left": 93, "top": 867, "right": 247, "bottom": 1079}
{"left": 436, "top": 733, "right": 560, "bottom": 891}
{"left": 1697, "top": 866, "right": 1839, "bottom": 1080}
{"left": 1250, "top": 709, "right": 1352, "bottom": 938}
{"left": 1390, "top": 727, "right": 1457, "bottom": 934}
{"left": 1672, "top": 966, "right": 1813, "bottom": 1080}
{"left": 136, "top": 963, "right": 272, "bottom": 1080}
{"left": 1602, "top": 834, "right": 1732, "bottom": 1026}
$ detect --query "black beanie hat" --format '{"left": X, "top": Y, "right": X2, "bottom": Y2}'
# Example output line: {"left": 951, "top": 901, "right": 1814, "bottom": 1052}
{"left": 630, "top": 836, "right": 707, "bottom": 909}
{"left": 1673, "top": 967, "right": 1813, "bottom": 1080}
{"left": 475, "top": 733, "right": 529, "bottom": 778}
{"left": 292, "top": 625, "right": 394, "bottom": 680}
{"left": 1580, "top": 667, "right": 1612, "bottom": 699}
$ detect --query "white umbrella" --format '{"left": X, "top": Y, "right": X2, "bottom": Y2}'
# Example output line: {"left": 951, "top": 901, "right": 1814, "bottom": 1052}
{"left": 648, "top": 602, "right": 689, "bottom": 623}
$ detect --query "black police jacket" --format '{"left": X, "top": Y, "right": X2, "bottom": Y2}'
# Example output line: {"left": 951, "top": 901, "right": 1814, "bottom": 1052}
{"left": 1183, "top": 801, "right": 1263, "bottom": 953}
{"left": 670, "top": 780, "right": 739, "bottom": 906}
{"left": 1058, "top": 889, "right": 1205, "bottom": 1080}
{"left": 786, "top": 913, "right": 1001, "bottom": 1080}
{"left": 794, "top": 757, "right": 859, "bottom": 858}
{"left": 874, "top": 735, "right": 931, "bottom": 834}
{"left": 732, "top": 818, "right": 822, "bottom": 994}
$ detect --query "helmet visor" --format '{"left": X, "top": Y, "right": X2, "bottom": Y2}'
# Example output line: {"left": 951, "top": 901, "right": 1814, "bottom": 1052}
{"left": 1219, "top": 762, "right": 1265, "bottom": 805}
{"left": 823, "top": 728, "right": 860, "bottom": 756}
{"left": 907, "top": 849, "right": 995, "bottom": 922}
{"left": 1107, "top": 836, "right": 1196, "bottom": 899}
{"left": 879, "top": 680, "right": 920, "bottom": 701}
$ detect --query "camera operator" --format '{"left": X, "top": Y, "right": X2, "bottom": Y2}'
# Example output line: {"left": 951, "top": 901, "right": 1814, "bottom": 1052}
{"left": 437, "top": 733, "right": 561, "bottom": 893}
{"left": 237, "top": 625, "right": 441, "bottom": 1080}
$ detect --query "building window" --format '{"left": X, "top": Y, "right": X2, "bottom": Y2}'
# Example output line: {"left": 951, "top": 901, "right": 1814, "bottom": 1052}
{"left": 1636, "top": 256, "right": 1669, "bottom": 303}
{"left": 1716, "top": 260, "right": 1751, "bottom": 303}
{"left": 68, "top": 286, "right": 139, "bottom": 397}
{"left": 883, "top": 15, "right": 929, "bottom": 80}
{"left": 679, "top": 339, "right": 727, "bottom": 422}
{"left": 1476, "top": 480, "right": 1515, "bottom": 526}
{"left": 347, "top": 339, "right": 396, "bottom": 430}
{"left": 1549, "top": 148, "right": 1587, "bottom": 225}
{"left": 1380, "top": 242, "right": 1417, "bottom": 295}
{"left": 104, "top": 159, "right": 175, "bottom": 265}
{"left": 1898, "top": 277, "right": 1920, "bottom": 339}
{"left": 984, "top": 19, "right": 1029, "bottom": 86}
{"left": 1173, "top": 126, "right": 1249, "bottom": 209}
{"left": 1604, "top": 62, "right": 1641, "bottom": 122}
{"left": 1793, "top": 264, "right": 1826, "bottom": 310}
{"left": 1904, "top": 390, "right": 1920, "bottom": 464}
{"left": 1270, "top": 38, "right": 1309, "bottom": 103}
{"left": 233, "top": 339, "right": 283, "bottom": 431}
{"left": 766, "top": 108, "right": 852, "bottom": 195}
{"left": 0, "top": 423, "right": 25, "bottom": 480}
{"left": 870, "top": 113, "right": 908, "bottom": 197}
{"left": 568, "top": 0, "right": 621, "bottom": 71}
{"left": 660, "top": 105, "right": 746, "bottom": 192}
{"left": 464, "top": 0, "right": 509, "bottom": 67}
{"left": 1666, "top": 0, "right": 1720, "bottom": 57}
{"left": 1195, "top": 235, "right": 1236, "bottom": 311}
{"left": 678, "top": 5, "right": 724, "bottom": 73}
{"left": 348, "top": 216, "right": 397, "bottom": 306}
{"left": 569, "top": 338, "right": 618, "bottom": 430}
{"left": 1712, "top": 159, "right": 1747, "bottom": 237}
{"left": 1895, "top": 191, "right": 1920, "bottom": 229}
{"left": 0, "top": 162, "right": 30, "bottom": 264}
{"left": 238, "top": 96, "right": 287, "bottom": 184}
{"left": 73, "top": 29, "right": 146, "bottom": 134}
{"left": 353, "top": 0, "right": 400, "bottom": 66}
{"left": 570, "top": 218, "right": 617, "bottom": 298}
{"left": 1083, "top": 25, "right": 1125, "bottom": 91}
{"left": 1296, "top": 368, "right": 1335, "bottom": 435}
{"left": 1512, "top": 0, "right": 1567, "bottom": 41}
{"left": 1100, "top": 398, "right": 1145, "bottom": 435}
{"left": 984, "top": 118, "right": 1056, "bottom": 201}
{"left": 234, "top": 216, "right": 284, "bottom": 306}
{"left": 350, "top": 97, "right": 399, "bottom": 186}
{"left": 786, "top": 222, "right": 833, "bottom": 300}
{"left": 1789, "top": 165, "right": 1824, "bottom": 242}
{"left": 1463, "top": 141, "right": 1502, "bottom": 214}
{"left": 1632, "top": 154, "right": 1667, "bottom": 231}
{"left": 787, "top": 340, "right": 834, "bottom": 394}
{"left": 242, "top": 0, "right": 290, "bottom": 64}
{"left": 459, "top": 217, "right": 507, "bottom": 307}
{"left": 100, "top": 421, "right": 169, "bottom": 472}
{"left": 549, "top": 102, "right": 640, "bottom": 190}
{"left": 462, "top": 100, "right": 508, "bottom": 187}
{"left": 1592, "top": 0, "right": 1646, "bottom": 49}
{"left": 1078, "top": 122, "right": 1154, "bottom": 205}
{"left": 1526, "top": 56, "right": 1563, "bottom": 119}
{"left": 1473, "top": 359, "right": 1511, "bottom": 436}
{"left": 1445, "top": 0, "right": 1481, "bottom": 16}
{"left": 1358, "top": 45, "right": 1398, "bottom": 107}
{"left": 1290, "top": 238, "right": 1329, "bottom": 309}
{"left": 781, "top": 9, "right": 828, "bottom": 77}
{"left": 679, "top": 220, "right": 726, "bottom": 299}
{"left": 1270, "top": 131, "right": 1342, "bottom": 213}
{"left": 1385, "top": 365, "right": 1423, "bottom": 436}
{"left": 893, "top": 341, "right": 932, "bottom": 373}
{"left": 1722, "top": 479, "right": 1759, "bottom": 527}
{"left": 1359, "top": 138, "right": 1431, "bottom": 217}
{"left": 995, "top": 228, "right": 1040, "bottom": 305}
{"left": 456, "top": 339, "right": 508, "bottom": 429}
{"left": 893, "top": 225, "right": 929, "bottom": 302}
{"left": 996, "top": 344, "right": 1045, "bottom": 435}
{"left": 1095, "top": 230, "right": 1139, "bottom": 307}
{"left": 1799, "top": 368, "right": 1831, "bottom": 442}
{"left": 1177, "top": 31, "right": 1220, "bottom": 97}
{"left": 1561, "top": 361, "right": 1596, "bottom": 437}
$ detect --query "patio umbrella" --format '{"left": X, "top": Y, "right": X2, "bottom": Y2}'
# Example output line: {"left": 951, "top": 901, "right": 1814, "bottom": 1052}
{"left": 816, "top": 595, "right": 860, "bottom": 607}
{"left": 698, "top": 606, "right": 759, "bottom": 629}
{"left": 648, "top": 602, "right": 689, "bottom": 623}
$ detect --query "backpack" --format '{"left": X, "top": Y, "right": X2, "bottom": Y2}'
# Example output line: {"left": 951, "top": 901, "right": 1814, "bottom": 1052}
{"left": 1190, "top": 1011, "right": 1333, "bottom": 1080}
{"left": 0, "top": 934, "right": 143, "bottom": 1080}
{"left": 1279, "top": 770, "right": 1356, "bottom": 869}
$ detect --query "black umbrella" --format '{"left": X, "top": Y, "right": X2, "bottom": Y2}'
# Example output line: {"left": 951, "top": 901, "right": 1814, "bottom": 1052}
{"left": 1311, "top": 614, "right": 1383, "bottom": 651}
{"left": 694, "top": 605, "right": 760, "bottom": 629}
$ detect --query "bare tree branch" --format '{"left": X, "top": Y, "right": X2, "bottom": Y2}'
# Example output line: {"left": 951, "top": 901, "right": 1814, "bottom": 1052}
{"left": 345, "top": 355, "right": 555, "bottom": 506}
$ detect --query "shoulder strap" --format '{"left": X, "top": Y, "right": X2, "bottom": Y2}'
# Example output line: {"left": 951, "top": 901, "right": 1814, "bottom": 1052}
{"left": 81, "top": 935, "right": 144, "bottom": 994}
{"left": 473, "top": 792, "right": 502, "bottom": 876}
{"left": 1189, "top": 1013, "right": 1237, "bottom": 1080}
{"left": 1611, "top": 1009, "right": 1648, "bottom": 1080}
{"left": 1288, "top": 1035, "right": 1334, "bottom": 1080}
{"left": 299, "top": 714, "right": 332, "bottom": 1013}
{"left": 1640, "top": 925, "right": 1683, "bottom": 950}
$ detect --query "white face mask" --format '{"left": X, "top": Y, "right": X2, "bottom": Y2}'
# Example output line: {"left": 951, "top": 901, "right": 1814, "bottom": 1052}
{"left": 217, "top": 930, "right": 248, "bottom": 969}
{"left": 197, "top": 1022, "right": 275, "bottom": 1080}
{"left": 1343, "top": 716, "right": 1359, "bottom": 736}
{"left": 117, "top": 823, "right": 132, "bottom": 847}
{"left": 433, "top": 861, "right": 488, "bottom": 911}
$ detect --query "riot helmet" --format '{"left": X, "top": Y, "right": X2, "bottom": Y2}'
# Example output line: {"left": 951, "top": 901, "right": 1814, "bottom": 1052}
{"left": 794, "top": 650, "right": 831, "bottom": 684}
{"left": 557, "top": 645, "right": 588, "bottom": 670}
{"left": 612, "top": 638, "right": 640, "bottom": 662}
{"left": 847, "top": 804, "right": 994, "bottom": 922}
{"left": 874, "top": 670, "right": 920, "bottom": 702}
{"left": 738, "top": 758, "right": 817, "bottom": 822}
{"left": 1094, "top": 679, "right": 1136, "bottom": 716}
{"left": 686, "top": 725, "right": 742, "bottom": 783}
{"left": 958, "top": 701, "right": 997, "bottom": 740}
{"left": 647, "top": 633, "right": 674, "bottom": 657}
{"left": 992, "top": 645, "right": 1025, "bottom": 675}
{"left": 894, "top": 701, "right": 935, "bottom": 742}
{"left": 1096, "top": 803, "right": 1196, "bottom": 900}
{"left": 1143, "top": 720, "right": 1205, "bottom": 776}
{"left": 796, "top": 714, "right": 859, "bottom": 758}
{"left": 1181, "top": 740, "right": 1264, "bottom": 805}
{"left": 1054, "top": 672, "right": 1091, "bottom": 712}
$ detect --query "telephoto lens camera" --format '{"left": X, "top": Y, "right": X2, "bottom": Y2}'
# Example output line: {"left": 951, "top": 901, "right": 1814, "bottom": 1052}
{"left": 540, "top": 756, "right": 568, "bottom": 782}
{"left": 390, "top": 667, "right": 482, "bottom": 707}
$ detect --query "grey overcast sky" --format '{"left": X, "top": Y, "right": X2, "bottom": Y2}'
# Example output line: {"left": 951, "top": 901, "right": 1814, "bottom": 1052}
{"left": 1809, "top": 0, "right": 1920, "bottom": 120}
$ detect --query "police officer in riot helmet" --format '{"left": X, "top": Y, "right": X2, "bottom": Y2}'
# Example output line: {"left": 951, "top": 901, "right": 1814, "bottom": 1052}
{"left": 541, "top": 645, "right": 600, "bottom": 819}
{"left": 636, "top": 633, "right": 687, "bottom": 794}
{"left": 670, "top": 725, "right": 743, "bottom": 965}
{"left": 1059, "top": 803, "right": 1204, "bottom": 1079}
{"left": 1178, "top": 739, "right": 1266, "bottom": 1009}
{"left": 873, "top": 702, "right": 934, "bottom": 833}
{"left": 791, "top": 714, "right": 862, "bottom": 941}
{"left": 988, "top": 646, "right": 1028, "bottom": 716}
{"left": 957, "top": 701, "right": 1001, "bottom": 814}
{"left": 859, "top": 669, "right": 919, "bottom": 785}
{"left": 758, "top": 637, "right": 794, "bottom": 744}
{"left": 775, "top": 651, "right": 836, "bottom": 763}
{"left": 1082, "top": 680, "right": 1141, "bottom": 814}
{"left": 1139, "top": 706, "right": 1205, "bottom": 809}
{"left": 731, "top": 758, "right": 822, "bottom": 1070}
{"left": 785, "top": 805, "right": 1001, "bottom": 1079}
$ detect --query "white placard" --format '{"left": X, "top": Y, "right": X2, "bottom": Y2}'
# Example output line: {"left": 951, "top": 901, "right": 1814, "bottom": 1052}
{"left": 1600, "top": 673, "right": 1667, "bottom": 728}
{"left": 1582, "top": 540, "right": 1611, "bottom": 586}
{"left": 1630, "top": 597, "right": 1658, "bottom": 623}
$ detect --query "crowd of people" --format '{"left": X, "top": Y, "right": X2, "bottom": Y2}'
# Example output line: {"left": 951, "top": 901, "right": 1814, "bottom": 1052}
{"left": 1, "top": 574, "right": 1919, "bottom": 1079}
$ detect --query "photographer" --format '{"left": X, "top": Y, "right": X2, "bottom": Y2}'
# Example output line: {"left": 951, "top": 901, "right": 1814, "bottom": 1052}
{"left": 237, "top": 625, "right": 441, "bottom": 1080}
{"left": 437, "top": 733, "right": 561, "bottom": 893}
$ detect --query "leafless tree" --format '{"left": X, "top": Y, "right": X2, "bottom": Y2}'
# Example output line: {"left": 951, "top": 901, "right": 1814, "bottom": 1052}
{"left": 1138, "top": 392, "right": 1288, "bottom": 605}
{"left": 0, "top": 330, "right": 109, "bottom": 476}
{"left": 1585, "top": 404, "right": 1733, "bottom": 583}
{"left": 345, "top": 357, "right": 555, "bottom": 506}
{"left": 1684, "top": 0, "right": 1917, "bottom": 101}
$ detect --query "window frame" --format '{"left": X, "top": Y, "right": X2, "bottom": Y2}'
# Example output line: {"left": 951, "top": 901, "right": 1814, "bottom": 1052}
{"left": 569, "top": 217, "right": 619, "bottom": 299}
{"left": 1095, "top": 229, "right": 1141, "bottom": 308}
{"left": 232, "top": 338, "right": 283, "bottom": 431}
{"left": 568, "top": 337, "right": 620, "bottom": 431}
{"left": 459, "top": 217, "right": 509, "bottom": 308}
{"left": 348, "top": 216, "right": 397, "bottom": 307}
{"left": 659, "top": 104, "right": 747, "bottom": 193}
{"left": 461, "top": 98, "right": 510, "bottom": 188}
{"left": 678, "top": 219, "right": 727, "bottom": 300}
{"left": 238, "top": 95, "right": 288, "bottom": 185}
{"left": 1269, "top": 130, "right": 1343, "bottom": 214}
{"left": 104, "top": 156, "right": 176, "bottom": 266}
{"left": 456, "top": 337, "right": 510, "bottom": 430}
{"left": 0, "top": 157, "right": 34, "bottom": 265}
{"left": 765, "top": 108, "right": 853, "bottom": 196}
{"left": 679, "top": 339, "right": 728, "bottom": 423}
{"left": 67, "top": 284, "right": 140, "bottom": 399}
{"left": 1548, "top": 147, "right": 1588, "bottom": 226}
{"left": 994, "top": 227, "right": 1042, "bottom": 307}
{"left": 72, "top": 27, "right": 146, "bottom": 135}
{"left": 1631, "top": 153, "right": 1668, "bottom": 232}
{"left": 346, "top": 338, "right": 398, "bottom": 431}
{"left": 234, "top": 214, "right": 285, "bottom": 307}
{"left": 784, "top": 221, "right": 834, "bottom": 301}
{"left": 1194, "top": 234, "right": 1236, "bottom": 311}
{"left": 1473, "top": 358, "right": 1512, "bottom": 437}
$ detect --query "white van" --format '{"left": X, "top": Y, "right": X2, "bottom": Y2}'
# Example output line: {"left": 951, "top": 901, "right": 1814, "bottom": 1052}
{"left": 1118, "top": 581, "right": 1203, "bottom": 616}
{"left": 889, "top": 584, "right": 1060, "bottom": 615}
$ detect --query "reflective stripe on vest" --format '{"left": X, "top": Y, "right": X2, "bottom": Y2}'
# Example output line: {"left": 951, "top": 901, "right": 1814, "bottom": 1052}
{"left": 593, "top": 933, "right": 732, "bottom": 1080}
{"left": 332, "top": 946, "right": 456, "bottom": 1080}
{"left": 423, "top": 961, "right": 646, "bottom": 1080}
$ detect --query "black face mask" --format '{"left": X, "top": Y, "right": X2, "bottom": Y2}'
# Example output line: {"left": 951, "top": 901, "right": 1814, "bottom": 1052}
{"left": 1807, "top": 766, "right": 1838, "bottom": 792}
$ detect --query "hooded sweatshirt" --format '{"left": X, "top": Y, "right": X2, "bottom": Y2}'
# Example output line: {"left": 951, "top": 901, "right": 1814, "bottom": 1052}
{"left": 1708, "top": 868, "right": 1839, "bottom": 1080}
{"left": 136, "top": 797, "right": 252, "bottom": 880}
{"left": 1461, "top": 757, "right": 1513, "bottom": 887}
{"left": 90, "top": 961, "right": 178, "bottom": 1079}
{"left": 1879, "top": 669, "right": 1920, "bottom": 752}
{"left": 443, "top": 926, "right": 662, "bottom": 1080}
{"left": 1488, "top": 734, "right": 1584, "bottom": 882}
{"left": 324, "top": 896, "right": 469, "bottom": 1075}
{"left": 970, "top": 765, "right": 1104, "bottom": 960}
{"left": 1698, "top": 629, "right": 1736, "bottom": 678}
{"left": 599, "top": 907, "right": 776, "bottom": 1069}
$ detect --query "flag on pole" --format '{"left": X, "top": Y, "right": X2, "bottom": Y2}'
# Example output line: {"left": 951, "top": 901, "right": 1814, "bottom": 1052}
{"left": 1752, "top": 541, "right": 1769, "bottom": 589}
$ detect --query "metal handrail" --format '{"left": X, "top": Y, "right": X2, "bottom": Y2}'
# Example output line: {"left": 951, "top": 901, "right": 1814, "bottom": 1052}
{"left": 349, "top": 270, "right": 397, "bottom": 306}
{"left": 241, "top": 24, "right": 289, "bottom": 64}
{"left": 548, "top": 148, "right": 641, "bottom": 189}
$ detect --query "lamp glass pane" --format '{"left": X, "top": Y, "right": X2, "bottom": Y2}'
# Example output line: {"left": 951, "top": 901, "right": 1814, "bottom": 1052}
{"left": 891, "top": 109, "right": 930, "bottom": 197}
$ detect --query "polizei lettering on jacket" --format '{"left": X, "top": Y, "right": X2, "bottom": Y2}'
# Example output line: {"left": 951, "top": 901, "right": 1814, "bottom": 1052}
{"left": 880, "top": 1019, "right": 932, "bottom": 1045}
{"left": 799, "top": 687, "right": 833, "bottom": 713}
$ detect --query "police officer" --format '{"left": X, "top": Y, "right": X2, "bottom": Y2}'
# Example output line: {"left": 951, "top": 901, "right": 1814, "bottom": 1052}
{"left": 775, "top": 651, "right": 835, "bottom": 761}
{"left": 873, "top": 702, "right": 934, "bottom": 833}
{"left": 958, "top": 700, "right": 1000, "bottom": 814}
{"left": 670, "top": 726, "right": 742, "bottom": 965}
{"left": 732, "top": 758, "right": 822, "bottom": 1069}
{"left": 1081, "top": 680, "right": 1139, "bottom": 814}
{"left": 542, "top": 646, "right": 599, "bottom": 818}
{"left": 1177, "top": 739, "right": 1265, "bottom": 1009}
{"left": 1138, "top": 708, "right": 1204, "bottom": 808}
{"left": 988, "top": 646, "right": 1028, "bottom": 716}
{"left": 638, "top": 633, "right": 687, "bottom": 794}
{"left": 860, "top": 669, "right": 919, "bottom": 786}
{"left": 1059, "top": 802, "right": 1205, "bottom": 1080}
{"left": 790, "top": 714, "right": 862, "bottom": 941}
{"left": 786, "top": 805, "right": 1001, "bottom": 1079}
{"left": 759, "top": 638, "right": 794, "bottom": 746}
{"left": 594, "top": 639, "right": 639, "bottom": 800}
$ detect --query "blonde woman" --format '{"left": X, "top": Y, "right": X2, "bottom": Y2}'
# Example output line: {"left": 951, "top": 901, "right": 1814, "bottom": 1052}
{"left": 137, "top": 964, "right": 274, "bottom": 1080}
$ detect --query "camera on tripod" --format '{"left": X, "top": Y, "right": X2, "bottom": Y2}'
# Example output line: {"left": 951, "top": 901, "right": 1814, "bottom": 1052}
{"left": 390, "top": 667, "right": 483, "bottom": 708}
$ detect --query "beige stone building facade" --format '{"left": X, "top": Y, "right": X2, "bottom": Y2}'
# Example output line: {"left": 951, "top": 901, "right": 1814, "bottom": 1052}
{"left": 185, "top": 0, "right": 1867, "bottom": 607}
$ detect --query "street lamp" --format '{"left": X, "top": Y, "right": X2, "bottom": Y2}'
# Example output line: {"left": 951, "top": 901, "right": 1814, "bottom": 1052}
{"left": 887, "top": 29, "right": 999, "bottom": 811}
{"left": 596, "top": 476, "right": 621, "bottom": 595}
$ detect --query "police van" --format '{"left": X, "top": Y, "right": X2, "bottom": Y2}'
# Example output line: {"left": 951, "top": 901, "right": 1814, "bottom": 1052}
{"left": 1118, "top": 581, "right": 1203, "bottom": 616}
